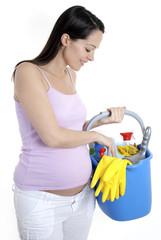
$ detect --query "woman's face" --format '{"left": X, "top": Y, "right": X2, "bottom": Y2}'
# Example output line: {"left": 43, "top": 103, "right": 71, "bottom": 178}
{"left": 62, "top": 30, "right": 103, "bottom": 71}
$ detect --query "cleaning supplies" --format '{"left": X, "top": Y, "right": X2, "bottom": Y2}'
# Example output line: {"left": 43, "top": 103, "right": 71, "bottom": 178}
{"left": 94, "top": 143, "right": 107, "bottom": 161}
{"left": 86, "top": 110, "right": 152, "bottom": 221}
{"left": 125, "top": 126, "right": 151, "bottom": 164}
{"left": 117, "top": 130, "right": 139, "bottom": 159}
{"left": 94, "top": 140, "right": 124, "bottom": 162}
{"left": 117, "top": 144, "right": 139, "bottom": 157}
{"left": 120, "top": 132, "right": 133, "bottom": 145}
{"left": 91, "top": 155, "right": 132, "bottom": 202}
{"left": 91, "top": 155, "right": 116, "bottom": 188}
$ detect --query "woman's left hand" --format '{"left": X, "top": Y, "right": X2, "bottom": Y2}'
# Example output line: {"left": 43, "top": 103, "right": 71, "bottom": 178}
{"left": 99, "top": 107, "right": 126, "bottom": 125}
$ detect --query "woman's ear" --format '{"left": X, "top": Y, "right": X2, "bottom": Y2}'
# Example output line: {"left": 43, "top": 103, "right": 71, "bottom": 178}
{"left": 61, "top": 34, "right": 70, "bottom": 47}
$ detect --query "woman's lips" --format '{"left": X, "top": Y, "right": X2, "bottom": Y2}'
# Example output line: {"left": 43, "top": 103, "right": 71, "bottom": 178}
{"left": 80, "top": 60, "right": 87, "bottom": 66}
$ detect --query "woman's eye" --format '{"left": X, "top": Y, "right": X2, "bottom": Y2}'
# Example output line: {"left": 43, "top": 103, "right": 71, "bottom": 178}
{"left": 86, "top": 49, "right": 91, "bottom": 53}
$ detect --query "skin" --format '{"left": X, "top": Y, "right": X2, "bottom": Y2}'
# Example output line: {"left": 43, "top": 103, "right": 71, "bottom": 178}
{"left": 14, "top": 30, "right": 126, "bottom": 196}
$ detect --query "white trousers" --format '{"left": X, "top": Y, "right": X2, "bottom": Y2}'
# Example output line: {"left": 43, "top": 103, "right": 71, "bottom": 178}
{"left": 13, "top": 183, "right": 96, "bottom": 240}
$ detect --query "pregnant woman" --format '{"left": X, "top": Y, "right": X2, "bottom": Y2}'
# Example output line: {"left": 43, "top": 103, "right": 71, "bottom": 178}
{"left": 12, "top": 5, "right": 125, "bottom": 240}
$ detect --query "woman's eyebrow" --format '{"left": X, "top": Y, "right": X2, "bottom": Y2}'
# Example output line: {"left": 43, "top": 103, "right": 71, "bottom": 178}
{"left": 86, "top": 44, "right": 97, "bottom": 48}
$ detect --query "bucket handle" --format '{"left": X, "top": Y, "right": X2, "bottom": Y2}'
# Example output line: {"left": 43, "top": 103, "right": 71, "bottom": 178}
{"left": 84, "top": 110, "right": 145, "bottom": 134}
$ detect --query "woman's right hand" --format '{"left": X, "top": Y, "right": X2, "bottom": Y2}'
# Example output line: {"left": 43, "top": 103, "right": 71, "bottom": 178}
{"left": 96, "top": 133, "right": 116, "bottom": 157}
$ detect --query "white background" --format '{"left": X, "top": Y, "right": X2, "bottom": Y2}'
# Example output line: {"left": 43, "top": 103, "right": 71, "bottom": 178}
{"left": 1, "top": 0, "right": 161, "bottom": 239}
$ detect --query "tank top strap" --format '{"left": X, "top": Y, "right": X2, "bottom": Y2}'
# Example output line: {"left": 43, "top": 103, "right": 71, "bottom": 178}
{"left": 35, "top": 65, "right": 52, "bottom": 89}
{"left": 66, "top": 67, "right": 76, "bottom": 90}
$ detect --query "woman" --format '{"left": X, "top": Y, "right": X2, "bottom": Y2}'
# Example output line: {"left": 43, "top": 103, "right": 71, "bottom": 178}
{"left": 13, "top": 5, "right": 125, "bottom": 240}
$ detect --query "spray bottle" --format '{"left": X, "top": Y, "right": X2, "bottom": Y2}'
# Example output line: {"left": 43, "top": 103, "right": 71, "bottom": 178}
{"left": 120, "top": 132, "right": 133, "bottom": 146}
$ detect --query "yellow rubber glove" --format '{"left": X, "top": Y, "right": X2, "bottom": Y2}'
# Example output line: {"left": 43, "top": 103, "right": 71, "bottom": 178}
{"left": 91, "top": 157, "right": 132, "bottom": 202}
{"left": 119, "top": 159, "right": 132, "bottom": 196}
{"left": 91, "top": 157, "right": 122, "bottom": 199}
{"left": 90, "top": 155, "right": 117, "bottom": 189}
{"left": 102, "top": 171, "right": 120, "bottom": 202}
{"left": 100, "top": 158, "right": 123, "bottom": 202}
{"left": 106, "top": 159, "right": 132, "bottom": 202}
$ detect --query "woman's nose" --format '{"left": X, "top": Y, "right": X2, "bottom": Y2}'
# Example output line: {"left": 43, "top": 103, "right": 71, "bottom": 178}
{"left": 88, "top": 52, "right": 94, "bottom": 61}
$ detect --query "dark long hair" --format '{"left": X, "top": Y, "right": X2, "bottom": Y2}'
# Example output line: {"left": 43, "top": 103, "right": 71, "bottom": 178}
{"left": 12, "top": 5, "right": 105, "bottom": 79}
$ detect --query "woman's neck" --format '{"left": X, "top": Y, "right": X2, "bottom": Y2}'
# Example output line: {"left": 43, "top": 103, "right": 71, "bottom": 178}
{"left": 41, "top": 49, "right": 67, "bottom": 78}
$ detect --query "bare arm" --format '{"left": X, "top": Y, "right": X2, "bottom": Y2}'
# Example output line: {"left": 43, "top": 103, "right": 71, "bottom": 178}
{"left": 82, "top": 120, "right": 102, "bottom": 131}
{"left": 14, "top": 63, "right": 116, "bottom": 155}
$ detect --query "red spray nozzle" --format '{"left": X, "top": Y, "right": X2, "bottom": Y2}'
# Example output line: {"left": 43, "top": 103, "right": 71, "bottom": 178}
{"left": 120, "top": 132, "right": 133, "bottom": 141}
{"left": 99, "top": 147, "right": 106, "bottom": 157}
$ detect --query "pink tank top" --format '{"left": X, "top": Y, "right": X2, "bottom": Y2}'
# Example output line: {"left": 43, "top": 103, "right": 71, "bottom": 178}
{"left": 13, "top": 65, "right": 92, "bottom": 190}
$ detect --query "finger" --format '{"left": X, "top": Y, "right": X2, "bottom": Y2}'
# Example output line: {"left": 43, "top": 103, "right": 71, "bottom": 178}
{"left": 95, "top": 181, "right": 103, "bottom": 197}
{"left": 115, "top": 107, "right": 122, "bottom": 122}
{"left": 121, "top": 107, "right": 126, "bottom": 120}
{"left": 90, "top": 177, "right": 98, "bottom": 188}
{"left": 116, "top": 107, "right": 122, "bottom": 122}
{"left": 111, "top": 145, "right": 116, "bottom": 157}
{"left": 106, "top": 108, "right": 112, "bottom": 116}
{"left": 106, "top": 108, "right": 115, "bottom": 122}
{"left": 107, "top": 146, "right": 111, "bottom": 156}
{"left": 110, "top": 173, "right": 119, "bottom": 202}
{"left": 90, "top": 159, "right": 108, "bottom": 188}
{"left": 91, "top": 169, "right": 102, "bottom": 188}
{"left": 115, "top": 184, "right": 120, "bottom": 199}
{"left": 120, "top": 179, "right": 126, "bottom": 196}
{"left": 91, "top": 172, "right": 100, "bottom": 188}
{"left": 116, "top": 107, "right": 125, "bottom": 122}
{"left": 107, "top": 150, "right": 112, "bottom": 156}
{"left": 107, "top": 189, "right": 111, "bottom": 200}
{"left": 120, "top": 163, "right": 127, "bottom": 196}
{"left": 102, "top": 182, "right": 111, "bottom": 202}
{"left": 107, "top": 139, "right": 116, "bottom": 157}
{"left": 111, "top": 108, "right": 117, "bottom": 121}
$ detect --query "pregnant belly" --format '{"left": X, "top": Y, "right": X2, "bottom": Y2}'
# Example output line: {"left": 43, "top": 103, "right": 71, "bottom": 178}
{"left": 41, "top": 183, "right": 87, "bottom": 196}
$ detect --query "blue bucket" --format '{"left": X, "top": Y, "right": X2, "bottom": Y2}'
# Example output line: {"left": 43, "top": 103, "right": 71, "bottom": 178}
{"left": 90, "top": 147, "right": 152, "bottom": 221}
{"left": 85, "top": 110, "right": 153, "bottom": 221}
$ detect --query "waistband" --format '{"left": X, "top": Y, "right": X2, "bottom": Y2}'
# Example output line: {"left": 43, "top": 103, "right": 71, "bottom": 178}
{"left": 13, "top": 182, "right": 91, "bottom": 203}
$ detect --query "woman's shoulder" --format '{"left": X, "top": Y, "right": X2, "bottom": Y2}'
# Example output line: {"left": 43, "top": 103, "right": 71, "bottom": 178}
{"left": 15, "top": 61, "right": 37, "bottom": 75}
{"left": 14, "top": 62, "right": 42, "bottom": 85}
{"left": 14, "top": 61, "right": 45, "bottom": 92}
